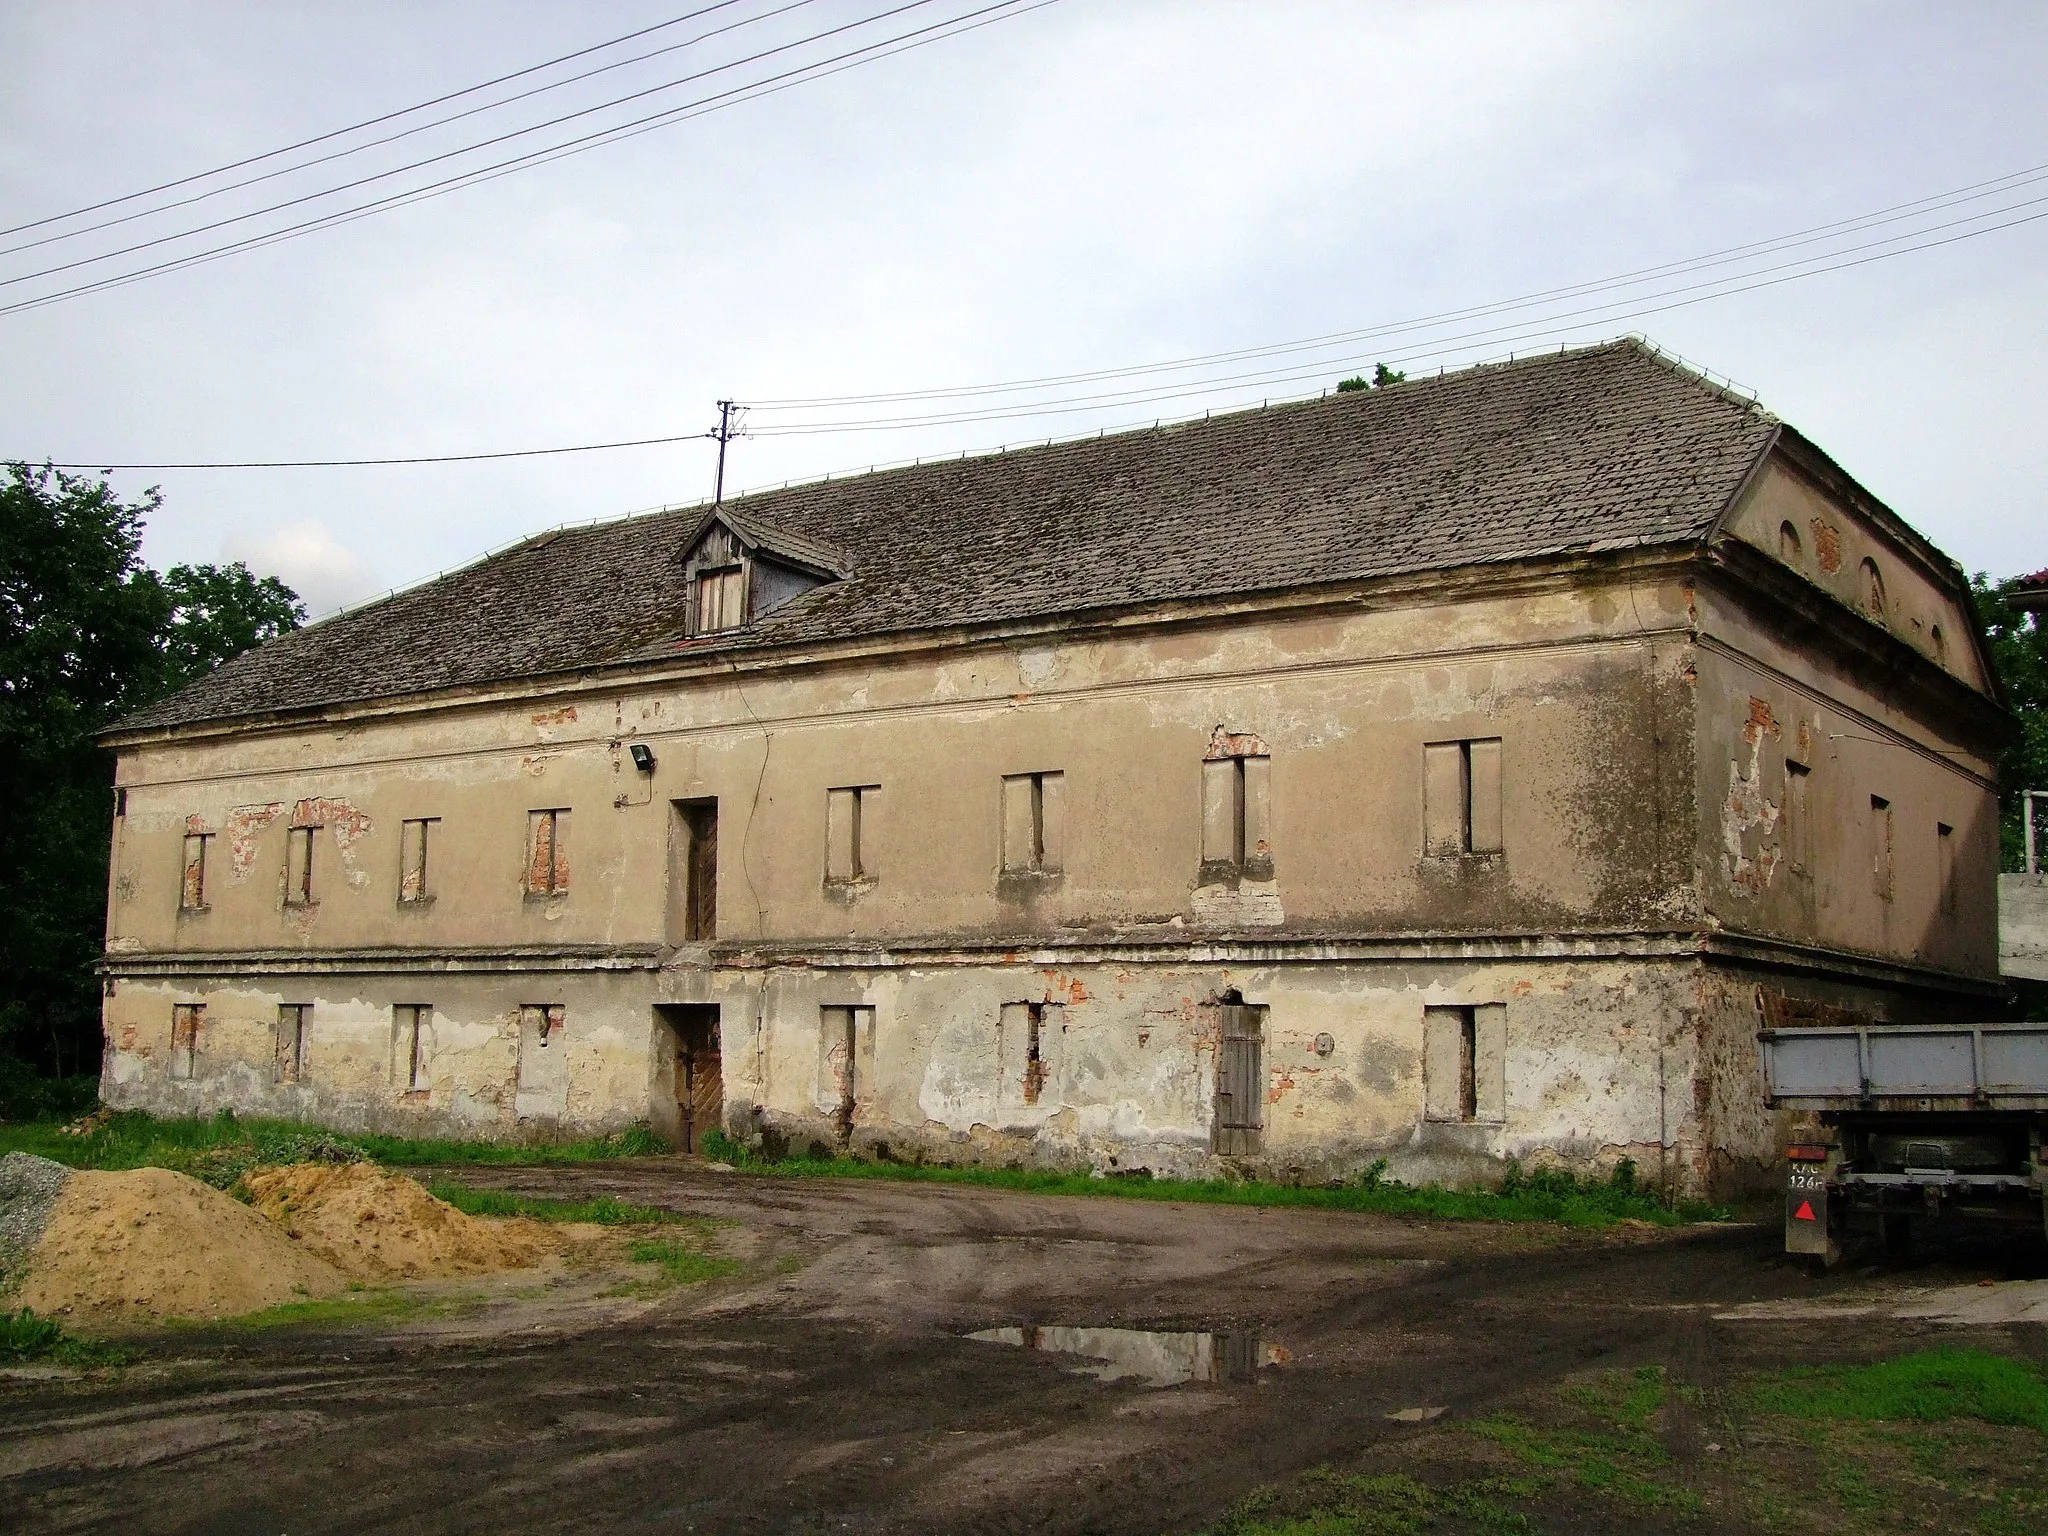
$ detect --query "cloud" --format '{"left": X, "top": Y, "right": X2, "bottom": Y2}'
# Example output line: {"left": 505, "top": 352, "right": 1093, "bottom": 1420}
{"left": 221, "top": 518, "right": 382, "bottom": 620}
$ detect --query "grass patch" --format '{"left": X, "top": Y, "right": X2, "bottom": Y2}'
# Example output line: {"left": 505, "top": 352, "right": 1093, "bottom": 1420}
{"left": 202, "top": 1288, "right": 444, "bottom": 1332}
{"left": 1, "top": 1307, "right": 130, "bottom": 1369}
{"left": 1208, "top": 1469, "right": 1548, "bottom": 1535}
{"left": 1471, "top": 1366, "right": 1700, "bottom": 1512}
{"left": 626, "top": 1238, "right": 741, "bottom": 1287}
{"left": 422, "top": 1181, "right": 692, "bottom": 1226}
{"left": 701, "top": 1133, "right": 1725, "bottom": 1229}
{"left": 0, "top": 1108, "right": 667, "bottom": 1190}
{"left": 1749, "top": 1348, "right": 2048, "bottom": 1436}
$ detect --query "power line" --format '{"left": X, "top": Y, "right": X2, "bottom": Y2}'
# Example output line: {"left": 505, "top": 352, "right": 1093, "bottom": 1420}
{"left": 746, "top": 160, "right": 2048, "bottom": 410}
{"left": 0, "top": 2, "right": 754, "bottom": 241}
{"left": 0, "top": 0, "right": 948, "bottom": 295}
{"left": 24, "top": 157, "right": 2048, "bottom": 471}
{"left": 0, "top": 0, "right": 823, "bottom": 261}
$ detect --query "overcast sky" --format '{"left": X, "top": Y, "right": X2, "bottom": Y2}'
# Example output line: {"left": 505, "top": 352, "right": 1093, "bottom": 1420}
{"left": 4, "top": 1, "right": 2044, "bottom": 617}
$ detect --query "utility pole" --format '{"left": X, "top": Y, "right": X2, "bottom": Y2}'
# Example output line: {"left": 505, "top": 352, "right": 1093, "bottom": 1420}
{"left": 711, "top": 399, "right": 739, "bottom": 505}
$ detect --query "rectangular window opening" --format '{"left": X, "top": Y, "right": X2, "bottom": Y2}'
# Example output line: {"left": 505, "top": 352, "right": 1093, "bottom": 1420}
{"left": 1424, "top": 739, "right": 1503, "bottom": 856}
{"left": 1784, "top": 760, "right": 1812, "bottom": 874}
{"left": 276, "top": 1004, "right": 310, "bottom": 1084}
{"left": 1937, "top": 822, "right": 1957, "bottom": 916}
{"left": 180, "top": 832, "right": 212, "bottom": 911}
{"left": 1200, "top": 755, "right": 1269, "bottom": 883}
{"left": 527, "top": 808, "right": 570, "bottom": 895}
{"left": 285, "top": 825, "right": 317, "bottom": 906}
{"left": 1001, "top": 771, "right": 1065, "bottom": 875}
{"left": 170, "top": 1003, "right": 203, "bottom": 1081}
{"left": 668, "top": 799, "right": 717, "bottom": 941}
{"left": 395, "top": 1004, "right": 432, "bottom": 1093}
{"left": 827, "top": 785, "right": 879, "bottom": 883}
{"left": 399, "top": 818, "right": 438, "bottom": 903}
{"left": 1424, "top": 1003, "right": 1507, "bottom": 1124}
{"left": 695, "top": 566, "right": 746, "bottom": 633}
{"left": 1870, "top": 795, "right": 1894, "bottom": 901}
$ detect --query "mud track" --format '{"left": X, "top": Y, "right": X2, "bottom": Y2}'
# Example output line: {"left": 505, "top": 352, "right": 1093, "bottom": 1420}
{"left": 2, "top": 1160, "right": 2043, "bottom": 1534}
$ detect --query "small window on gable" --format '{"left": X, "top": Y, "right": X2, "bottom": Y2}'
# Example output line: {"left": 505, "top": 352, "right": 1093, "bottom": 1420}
{"left": 1778, "top": 520, "right": 1803, "bottom": 564}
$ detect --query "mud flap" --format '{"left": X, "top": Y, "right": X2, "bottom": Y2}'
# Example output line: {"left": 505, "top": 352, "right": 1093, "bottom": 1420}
{"left": 1785, "top": 1166, "right": 1831, "bottom": 1257}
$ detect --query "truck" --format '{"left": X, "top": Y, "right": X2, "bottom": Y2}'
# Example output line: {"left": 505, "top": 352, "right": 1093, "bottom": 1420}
{"left": 1760, "top": 1022, "right": 2048, "bottom": 1265}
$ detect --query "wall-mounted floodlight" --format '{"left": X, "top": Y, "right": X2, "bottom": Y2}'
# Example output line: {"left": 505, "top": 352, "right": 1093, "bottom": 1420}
{"left": 629, "top": 742, "right": 657, "bottom": 774}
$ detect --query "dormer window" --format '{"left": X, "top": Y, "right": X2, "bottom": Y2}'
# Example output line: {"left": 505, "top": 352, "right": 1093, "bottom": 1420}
{"left": 680, "top": 508, "right": 849, "bottom": 639}
{"left": 695, "top": 563, "right": 746, "bottom": 633}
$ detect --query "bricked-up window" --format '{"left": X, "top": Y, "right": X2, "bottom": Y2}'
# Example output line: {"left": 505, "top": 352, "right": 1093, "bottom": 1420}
{"left": 1200, "top": 734, "right": 1271, "bottom": 886}
{"left": 1938, "top": 822, "right": 1957, "bottom": 916}
{"left": 819, "top": 1004, "right": 876, "bottom": 1146}
{"left": 275, "top": 1004, "right": 310, "bottom": 1084}
{"left": 1784, "top": 760, "right": 1812, "bottom": 875}
{"left": 394, "top": 1004, "right": 431, "bottom": 1092}
{"left": 1423, "top": 1003, "right": 1507, "bottom": 1124}
{"left": 998, "top": 1001, "right": 1064, "bottom": 1106}
{"left": 1870, "top": 795, "right": 1894, "bottom": 901}
{"left": 284, "top": 825, "right": 317, "bottom": 906}
{"left": 527, "top": 809, "right": 570, "bottom": 895}
{"left": 1001, "top": 772, "right": 1064, "bottom": 875}
{"left": 399, "top": 818, "right": 438, "bottom": 903}
{"left": 1423, "top": 738, "right": 1503, "bottom": 856}
{"left": 170, "top": 1003, "right": 203, "bottom": 1080}
{"left": 826, "top": 785, "right": 879, "bottom": 883}
{"left": 180, "top": 832, "right": 212, "bottom": 911}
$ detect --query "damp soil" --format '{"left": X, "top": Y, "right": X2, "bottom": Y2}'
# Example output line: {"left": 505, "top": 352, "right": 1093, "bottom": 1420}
{"left": 1, "top": 1159, "right": 2043, "bottom": 1535}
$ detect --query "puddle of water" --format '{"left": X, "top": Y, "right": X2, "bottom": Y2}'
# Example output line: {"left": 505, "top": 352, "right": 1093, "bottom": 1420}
{"left": 966, "top": 1325, "right": 1288, "bottom": 1387}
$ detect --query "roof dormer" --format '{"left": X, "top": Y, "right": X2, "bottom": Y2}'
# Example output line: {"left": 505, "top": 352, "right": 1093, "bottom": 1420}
{"left": 680, "top": 507, "right": 848, "bottom": 637}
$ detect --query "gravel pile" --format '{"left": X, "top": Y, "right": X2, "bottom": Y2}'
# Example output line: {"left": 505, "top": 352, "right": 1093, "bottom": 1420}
{"left": 0, "top": 1152, "right": 74, "bottom": 1282}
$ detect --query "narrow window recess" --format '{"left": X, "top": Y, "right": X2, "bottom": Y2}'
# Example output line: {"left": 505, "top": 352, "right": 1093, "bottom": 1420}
{"left": 1777, "top": 520, "right": 1803, "bottom": 564}
{"left": 527, "top": 808, "right": 570, "bottom": 896}
{"left": 1423, "top": 738, "right": 1503, "bottom": 857}
{"left": 180, "top": 831, "right": 213, "bottom": 911}
{"left": 394, "top": 1004, "right": 432, "bottom": 1092}
{"left": 1937, "top": 822, "right": 1957, "bottom": 917}
{"left": 826, "top": 784, "right": 880, "bottom": 885}
{"left": 1870, "top": 795, "right": 1894, "bottom": 901}
{"left": 1001, "top": 771, "right": 1065, "bottom": 876}
{"left": 284, "top": 824, "right": 317, "bottom": 906}
{"left": 1423, "top": 1003, "right": 1507, "bottom": 1124}
{"left": 1199, "top": 733, "right": 1271, "bottom": 887}
{"left": 668, "top": 799, "right": 717, "bottom": 941}
{"left": 275, "top": 1004, "right": 310, "bottom": 1084}
{"left": 1212, "top": 995, "right": 1266, "bottom": 1154}
{"left": 399, "top": 818, "right": 438, "bottom": 904}
{"left": 1860, "top": 557, "right": 1888, "bottom": 623}
{"left": 819, "top": 1004, "right": 877, "bottom": 1147}
{"left": 1783, "top": 760, "right": 1812, "bottom": 875}
{"left": 170, "top": 1003, "right": 203, "bottom": 1081}
{"left": 999, "top": 1000, "right": 1064, "bottom": 1107}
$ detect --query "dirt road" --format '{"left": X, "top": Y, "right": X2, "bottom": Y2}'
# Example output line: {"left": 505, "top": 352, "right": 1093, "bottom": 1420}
{"left": 2, "top": 1162, "right": 2043, "bottom": 1534}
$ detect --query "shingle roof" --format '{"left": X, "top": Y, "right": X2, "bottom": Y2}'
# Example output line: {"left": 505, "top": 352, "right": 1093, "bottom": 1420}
{"left": 113, "top": 339, "right": 1779, "bottom": 735}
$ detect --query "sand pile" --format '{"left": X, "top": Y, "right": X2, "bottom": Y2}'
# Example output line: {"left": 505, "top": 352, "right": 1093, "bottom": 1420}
{"left": 240, "top": 1162, "right": 560, "bottom": 1281}
{"left": 14, "top": 1166, "right": 347, "bottom": 1326}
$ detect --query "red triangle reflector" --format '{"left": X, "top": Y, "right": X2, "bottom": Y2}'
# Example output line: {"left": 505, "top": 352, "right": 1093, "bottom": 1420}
{"left": 1793, "top": 1200, "right": 1816, "bottom": 1222}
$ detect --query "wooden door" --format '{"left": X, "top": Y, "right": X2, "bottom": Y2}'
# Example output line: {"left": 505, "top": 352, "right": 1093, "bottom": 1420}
{"left": 1214, "top": 1002, "right": 1264, "bottom": 1155}
{"left": 686, "top": 803, "right": 717, "bottom": 940}
{"left": 670, "top": 1006, "right": 722, "bottom": 1154}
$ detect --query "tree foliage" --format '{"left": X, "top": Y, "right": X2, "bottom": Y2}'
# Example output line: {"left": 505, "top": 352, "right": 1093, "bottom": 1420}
{"left": 0, "top": 462, "right": 303, "bottom": 1096}
{"left": 1971, "top": 571, "right": 2048, "bottom": 870}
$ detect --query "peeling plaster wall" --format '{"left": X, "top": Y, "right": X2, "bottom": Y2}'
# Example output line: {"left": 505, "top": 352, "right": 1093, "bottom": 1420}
{"left": 666, "top": 954, "right": 1758, "bottom": 1197}
{"left": 101, "top": 970, "right": 655, "bottom": 1139}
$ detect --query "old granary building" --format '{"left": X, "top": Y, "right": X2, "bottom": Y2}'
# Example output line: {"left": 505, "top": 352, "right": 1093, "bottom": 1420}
{"left": 99, "top": 340, "right": 2010, "bottom": 1198}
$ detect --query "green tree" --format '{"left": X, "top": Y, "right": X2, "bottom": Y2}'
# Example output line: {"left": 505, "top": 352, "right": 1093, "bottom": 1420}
{"left": 0, "top": 462, "right": 302, "bottom": 1100}
{"left": 1972, "top": 572, "right": 2048, "bottom": 870}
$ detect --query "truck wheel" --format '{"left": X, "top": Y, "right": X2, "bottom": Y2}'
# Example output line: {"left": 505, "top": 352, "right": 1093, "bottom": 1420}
{"left": 1881, "top": 1213, "right": 1912, "bottom": 1257}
